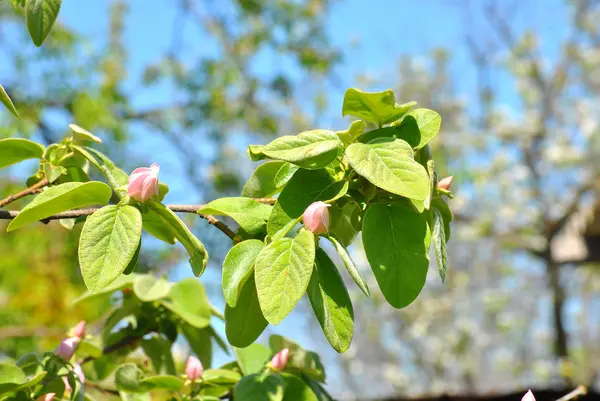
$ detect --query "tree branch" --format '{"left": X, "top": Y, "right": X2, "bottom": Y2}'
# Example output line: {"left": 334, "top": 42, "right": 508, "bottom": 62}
{"left": 0, "top": 178, "right": 48, "bottom": 209}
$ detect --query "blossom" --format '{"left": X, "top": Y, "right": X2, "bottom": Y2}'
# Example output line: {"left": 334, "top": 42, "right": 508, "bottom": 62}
{"left": 127, "top": 163, "right": 160, "bottom": 202}
{"left": 303, "top": 202, "right": 330, "bottom": 235}
{"left": 270, "top": 348, "right": 290, "bottom": 371}
{"left": 437, "top": 176, "right": 454, "bottom": 191}
{"left": 185, "top": 355, "right": 204, "bottom": 381}
{"left": 71, "top": 320, "right": 86, "bottom": 339}
{"left": 55, "top": 337, "right": 81, "bottom": 361}
{"left": 522, "top": 390, "right": 535, "bottom": 401}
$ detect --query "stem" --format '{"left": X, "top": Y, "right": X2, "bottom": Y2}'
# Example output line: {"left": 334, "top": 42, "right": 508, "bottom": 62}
{"left": 81, "top": 334, "right": 142, "bottom": 364}
{"left": 556, "top": 386, "right": 587, "bottom": 401}
{"left": 0, "top": 178, "right": 48, "bottom": 208}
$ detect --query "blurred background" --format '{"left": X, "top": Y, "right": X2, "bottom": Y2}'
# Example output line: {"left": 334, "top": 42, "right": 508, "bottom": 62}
{"left": 1, "top": 0, "right": 600, "bottom": 400}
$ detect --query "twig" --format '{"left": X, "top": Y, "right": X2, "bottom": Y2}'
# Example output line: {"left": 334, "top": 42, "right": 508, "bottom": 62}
{"left": 0, "top": 178, "right": 48, "bottom": 208}
{"left": 81, "top": 334, "right": 142, "bottom": 365}
{"left": 556, "top": 386, "right": 587, "bottom": 401}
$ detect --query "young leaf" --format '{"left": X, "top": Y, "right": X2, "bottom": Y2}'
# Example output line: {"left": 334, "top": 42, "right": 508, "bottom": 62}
{"left": 26, "top": 0, "right": 62, "bottom": 47}
{"left": 261, "top": 130, "right": 343, "bottom": 169}
{"left": 202, "top": 369, "right": 242, "bottom": 385}
{"left": 342, "top": 88, "right": 415, "bottom": 126}
{"left": 140, "top": 335, "right": 176, "bottom": 375}
{"left": 391, "top": 108, "right": 442, "bottom": 150}
{"left": 0, "top": 363, "right": 26, "bottom": 393}
{"left": 79, "top": 205, "right": 143, "bottom": 293}
{"left": 269, "top": 335, "right": 326, "bottom": 382}
{"left": 346, "top": 138, "right": 429, "bottom": 201}
{"left": 115, "top": 364, "right": 150, "bottom": 393}
{"left": 147, "top": 201, "right": 208, "bottom": 276}
{"left": 233, "top": 373, "right": 285, "bottom": 401}
{"left": 73, "top": 146, "right": 129, "bottom": 196}
{"left": 247, "top": 144, "right": 268, "bottom": 161}
{"left": 325, "top": 236, "right": 370, "bottom": 298}
{"left": 161, "top": 278, "right": 211, "bottom": 328}
{"left": 362, "top": 204, "right": 431, "bottom": 308}
{"left": 7, "top": 182, "right": 112, "bottom": 232}
{"left": 140, "top": 376, "right": 184, "bottom": 391}
{"left": 234, "top": 344, "right": 272, "bottom": 376}
{"left": 141, "top": 210, "right": 177, "bottom": 244}
{"left": 327, "top": 200, "right": 361, "bottom": 247}
{"left": 0, "top": 138, "right": 45, "bottom": 169}
{"left": 255, "top": 230, "right": 316, "bottom": 325}
{"left": 197, "top": 198, "right": 272, "bottom": 235}
{"left": 335, "top": 120, "right": 366, "bottom": 144}
{"left": 242, "top": 161, "right": 287, "bottom": 198}
{"left": 225, "top": 276, "right": 268, "bottom": 348}
{"left": 43, "top": 162, "right": 67, "bottom": 183}
{"left": 181, "top": 324, "right": 213, "bottom": 368}
{"left": 273, "top": 162, "right": 300, "bottom": 188}
{"left": 133, "top": 275, "right": 172, "bottom": 302}
{"left": 73, "top": 274, "right": 137, "bottom": 305}
{"left": 282, "top": 374, "right": 319, "bottom": 401}
{"left": 307, "top": 248, "right": 354, "bottom": 353}
{"left": 0, "top": 84, "right": 20, "bottom": 119}
{"left": 431, "top": 197, "right": 452, "bottom": 240}
{"left": 222, "top": 240, "right": 264, "bottom": 307}
{"left": 432, "top": 207, "right": 448, "bottom": 283}
{"left": 267, "top": 169, "right": 348, "bottom": 238}
{"left": 69, "top": 124, "right": 102, "bottom": 144}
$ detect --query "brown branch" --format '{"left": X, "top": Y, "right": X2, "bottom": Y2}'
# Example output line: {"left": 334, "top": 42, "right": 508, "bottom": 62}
{"left": 0, "top": 178, "right": 48, "bottom": 209}
{"left": 547, "top": 183, "right": 597, "bottom": 239}
{"left": 81, "top": 334, "right": 143, "bottom": 365}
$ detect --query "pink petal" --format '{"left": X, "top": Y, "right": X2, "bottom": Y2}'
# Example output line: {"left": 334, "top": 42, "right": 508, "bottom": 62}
{"left": 141, "top": 176, "right": 158, "bottom": 202}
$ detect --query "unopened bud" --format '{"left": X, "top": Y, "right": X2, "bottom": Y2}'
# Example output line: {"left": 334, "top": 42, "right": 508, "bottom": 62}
{"left": 185, "top": 355, "right": 203, "bottom": 381}
{"left": 71, "top": 320, "right": 86, "bottom": 339}
{"left": 55, "top": 337, "right": 80, "bottom": 361}
{"left": 522, "top": 390, "right": 535, "bottom": 401}
{"left": 437, "top": 176, "right": 453, "bottom": 191}
{"left": 270, "top": 348, "right": 290, "bottom": 371}
{"left": 37, "top": 393, "right": 55, "bottom": 401}
{"left": 303, "top": 202, "right": 330, "bottom": 235}
{"left": 127, "top": 163, "right": 160, "bottom": 202}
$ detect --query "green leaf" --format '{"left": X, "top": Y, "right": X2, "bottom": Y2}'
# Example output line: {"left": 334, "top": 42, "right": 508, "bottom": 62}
{"left": 197, "top": 198, "right": 272, "bottom": 235}
{"left": 73, "top": 274, "right": 137, "bottom": 305}
{"left": 335, "top": 120, "right": 366, "bottom": 144}
{"left": 325, "top": 236, "right": 369, "bottom": 297}
{"left": 255, "top": 230, "right": 316, "bottom": 325}
{"left": 26, "top": 0, "right": 62, "bottom": 46}
{"left": 203, "top": 369, "right": 242, "bottom": 385}
{"left": 147, "top": 201, "right": 208, "bottom": 276}
{"left": 12, "top": 371, "right": 47, "bottom": 393}
{"left": 140, "top": 376, "right": 184, "bottom": 391}
{"left": 247, "top": 145, "right": 268, "bottom": 161}
{"left": 74, "top": 146, "right": 129, "bottom": 196}
{"left": 233, "top": 373, "right": 285, "bottom": 401}
{"left": 0, "top": 363, "right": 26, "bottom": 394}
{"left": 362, "top": 204, "right": 431, "bottom": 308}
{"left": 225, "top": 276, "right": 268, "bottom": 347}
{"left": 43, "top": 162, "right": 67, "bottom": 183}
{"left": 223, "top": 240, "right": 263, "bottom": 307}
{"left": 328, "top": 200, "right": 361, "bottom": 247}
{"left": 307, "top": 249, "right": 354, "bottom": 353}
{"left": 261, "top": 130, "right": 343, "bottom": 169}
{"left": 79, "top": 205, "right": 143, "bottom": 293}
{"left": 161, "top": 278, "right": 211, "bottom": 328}
{"left": 115, "top": 364, "right": 149, "bottom": 393}
{"left": 133, "top": 275, "right": 172, "bottom": 302}
{"left": 142, "top": 210, "right": 177, "bottom": 244}
{"left": 346, "top": 138, "right": 429, "bottom": 200}
{"left": 119, "top": 392, "right": 150, "bottom": 401}
{"left": 391, "top": 108, "right": 441, "bottom": 150}
{"left": 432, "top": 207, "right": 448, "bottom": 283}
{"left": 302, "top": 375, "right": 333, "bottom": 401}
{"left": 342, "top": 88, "right": 415, "bottom": 126}
{"left": 0, "top": 84, "right": 20, "bottom": 119}
{"left": 269, "top": 335, "right": 325, "bottom": 382}
{"left": 181, "top": 325, "right": 213, "bottom": 368}
{"left": 234, "top": 344, "right": 271, "bottom": 376}
{"left": 69, "top": 124, "right": 102, "bottom": 144}
{"left": 273, "top": 163, "right": 299, "bottom": 188}
{"left": 0, "top": 138, "right": 44, "bottom": 169}
{"left": 123, "top": 237, "right": 141, "bottom": 275}
{"left": 242, "top": 161, "right": 287, "bottom": 198}
{"left": 431, "top": 197, "right": 452, "bottom": 240}
{"left": 7, "top": 182, "right": 112, "bottom": 232}
{"left": 267, "top": 169, "right": 348, "bottom": 238}
{"left": 282, "top": 374, "right": 319, "bottom": 401}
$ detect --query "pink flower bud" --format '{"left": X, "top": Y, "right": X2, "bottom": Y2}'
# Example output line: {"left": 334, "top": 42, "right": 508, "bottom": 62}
{"left": 185, "top": 355, "right": 203, "bottom": 381}
{"left": 55, "top": 337, "right": 80, "bottom": 361}
{"left": 522, "top": 390, "right": 535, "bottom": 401}
{"left": 37, "top": 393, "right": 55, "bottom": 401}
{"left": 437, "top": 176, "right": 453, "bottom": 191}
{"left": 127, "top": 163, "right": 160, "bottom": 202}
{"left": 303, "top": 202, "right": 330, "bottom": 235}
{"left": 71, "top": 320, "right": 86, "bottom": 339}
{"left": 270, "top": 348, "right": 290, "bottom": 371}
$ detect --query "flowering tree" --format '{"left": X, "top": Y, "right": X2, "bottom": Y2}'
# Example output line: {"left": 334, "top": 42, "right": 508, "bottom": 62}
{"left": 0, "top": 4, "right": 452, "bottom": 399}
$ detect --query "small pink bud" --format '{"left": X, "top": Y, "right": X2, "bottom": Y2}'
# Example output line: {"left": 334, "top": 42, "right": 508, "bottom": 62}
{"left": 55, "top": 337, "right": 80, "bottom": 361}
{"left": 127, "top": 163, "right": 160, "bottom": 202}
{"left": 303, "top": 202, "right": 330, "bottom": 235}
{"left": 185, "top": 356, "right": 203, "bottom": 381}
{"left": 270, "top": 348, "right": 290, "bottom": 371}
{"left": 71, "top": 320, "right": 86, "bottom": 339}
{"left": 38, "top": 393, "right": 56, "bottom": 401}
{"left": 522, "top": 390, "right": 535, "bottom": 401}
{"left": 437, "top": 176, "right": 453, "bottom": 191}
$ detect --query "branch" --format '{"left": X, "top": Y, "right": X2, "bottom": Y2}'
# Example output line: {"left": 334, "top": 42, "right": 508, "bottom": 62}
{"left": 81, "top": 334, "right": 142, "bottom": 365}
{"left": 0, "top": 178, "right": 48, "bottom": 208}
{"left": 548, "top": 182, "right": 597, "bottom": 239}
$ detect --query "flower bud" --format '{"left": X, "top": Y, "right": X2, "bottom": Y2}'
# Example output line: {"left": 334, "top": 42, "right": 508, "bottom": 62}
{"left": 437, "top": 176, "right": 453, "bottom": 191}
{"left": 303, "top": 202, "right": 330, "bottom": 235}
{"left": 55, "top": 337, "right": 80, "bottom": 361}
{"left": 71, "top": 320, "right": 86, "bottom": 339}
{"left": 270, "top": 348, "right": 289, "bottom": 371}
{"left": 127, "top": 163, "right": 160, "bottom": 202}
{"left": 522, "top": 390, "right": 535, "bottom": 401}
{"left": 185, "top": 355, "right": 203, "bottom": 381}
{"left": 37, "top": 393, "right": 56, "bottom": 401}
